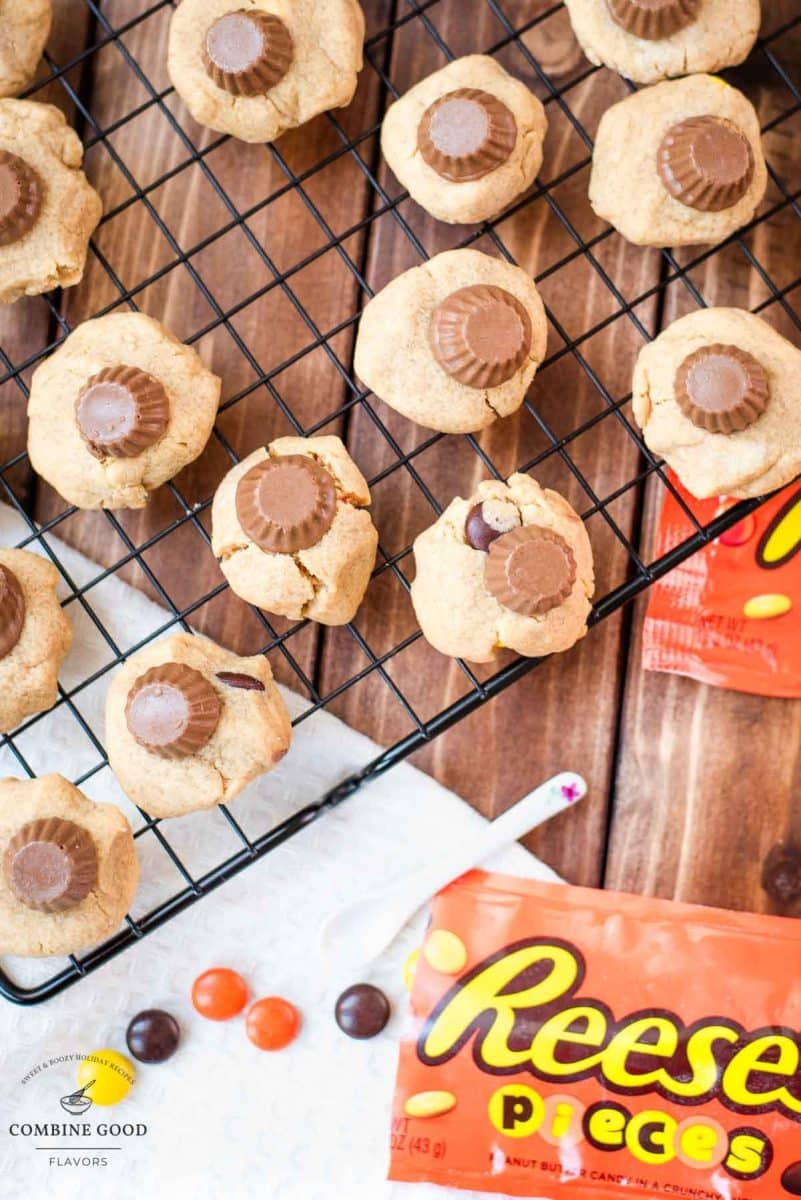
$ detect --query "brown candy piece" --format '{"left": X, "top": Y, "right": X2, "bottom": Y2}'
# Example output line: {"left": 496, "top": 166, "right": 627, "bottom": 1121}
{"left": 418, "top": 88, "right": 518, "bottom": 183}
{"left": 236, "top": 454, "right": 337, "bottom": 554}
{"left": 484, "top": 525, "right": 576, "bottom": 617}
{"left": 3, "top": 818, "right": 97, "bottom": 912}
{"left": 606, "top": 0, "right": 700, "bottom": 41}
{"left": 674, "top": 344, "right": 770, "bottom": 434}
{"left": 215, "top": 671, "right": 265, "bottom": 692}
{"left": 0, "top": 150, "right": 42, "bottom": 248}
{"left": 204, "top": 10, "right": 293, "bottom": 96}
{"left": 464, "top": 499, "right": 521, "bottom": 552}
{"left": 761, "top": 843, "right": 801, "bottom": 905}
{"left": 782, "top": 1162, "right": 801, "bottom": 1196}
{"left": 75, "top": 365, "right": 170, "bottom": 459}
{"left": 430, "top": 284, "right": 532, "bottom": 390}
{"left": 125, "top": 662, "right": 221, "bottom": 759}
{"left": 0, "top": 563, "right": 25, "bottom": 660}
{"left": 658, "top": 116, "right": 755, "bottom": 212}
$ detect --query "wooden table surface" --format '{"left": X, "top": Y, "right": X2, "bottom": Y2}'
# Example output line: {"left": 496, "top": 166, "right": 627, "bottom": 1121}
{"left": 2, "top": 1, "right": 800, "bottom": 920}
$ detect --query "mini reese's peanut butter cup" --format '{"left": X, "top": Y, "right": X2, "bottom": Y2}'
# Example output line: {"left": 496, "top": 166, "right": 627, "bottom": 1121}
{"left": 674, "top": 343, "right": 770, "bottom": 434}
{"left": 203, "top": 9, "right": 293, "bottom": 96}
{"left": 430, "top": 284, "right": 532, "bottom": 390}
{"left": 0, "top": 563, "right": 25, "bottom": 660}
{"left": 125, "top": 662, "right": 222, "bottom": 759}
{"left": 3, "top": 817, "right": 97, "bottom": 912}
{"left": 658, "top": 116, "right": 755, "bottom": 213}
{"left": 484, "top": 525, "right": 576, "bottom": 617}
{"left": 0, "top": 150, "right": 42, "bottom": 248}
{"left": 236, "top": 454, "right": 337, "bottom": 554}
{"left": 75, "top": 365, "right": 170, "bottom": 459}
{"left": 606, "top": 0, "right": 700, "bottom": 41}
{"left": 418, "top": 89, "right": 517, "bottom": 183}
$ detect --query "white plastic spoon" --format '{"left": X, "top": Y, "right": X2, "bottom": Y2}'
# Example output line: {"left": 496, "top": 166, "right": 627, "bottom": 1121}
{"left": 319, "top": 770, "right": 586, "bottom": 970}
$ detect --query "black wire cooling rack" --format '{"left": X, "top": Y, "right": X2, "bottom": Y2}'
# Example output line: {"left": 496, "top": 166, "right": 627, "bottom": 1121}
{"left": 1, "top": 0, "right": 800, "bottom": 1005}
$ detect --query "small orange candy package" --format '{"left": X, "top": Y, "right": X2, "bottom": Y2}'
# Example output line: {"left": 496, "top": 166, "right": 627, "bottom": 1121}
{"left": 643, "top": 477, "right": 801, "bottom": 697}
{"left": 389, "top": 870, "right": 801, "bottom": 1198}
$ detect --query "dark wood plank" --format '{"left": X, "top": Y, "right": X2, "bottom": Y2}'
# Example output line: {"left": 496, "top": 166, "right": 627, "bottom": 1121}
{"left": 607, "top": 4, "right": 801, "bottom": 910}
{"left": 317, "top": 0, "right": 663, "bottom": 885}
{"left": 31, "top": 0, "right": 392, "bottom": 690}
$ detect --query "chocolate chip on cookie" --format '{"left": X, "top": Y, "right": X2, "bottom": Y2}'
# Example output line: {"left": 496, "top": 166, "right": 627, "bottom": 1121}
{"left": 464, "top": 499, "right": 521, "bottom": 552}
{"left": 485, "top": 526, "right": 577, "bottom": 617}
{"left": 75, "top": 365, "right": 170, "bottom": 459}
{"left": 418, "top": 88, "right": 517, "bottom": 182}
{"left": 125, "top": 662, "right": 221, "bottom": 759}
{"left": 430, "top": 284, "right": 533, "bottom": 390}
{"left": 0, "top": 563, "right": 25, "bottom": 659}
{"left": 203, "top": 10, "right": 293, "bottom": 96}
{"left": 235, "top": 454, "right": 337, "bottom": 554}
{"left": 658, "top": 116, "right": 755, "bottom": 212}
{"left": 0, "top": 149, "right": 42, "bottom": 247}
{"left": 674, "top": 343, "right": 770, "bottom": 434}
{"left": 606, "top": 0, "right": 700, "bottom": 41}
{"left": 3, "top": 817, "right": 97, "bottom": 913}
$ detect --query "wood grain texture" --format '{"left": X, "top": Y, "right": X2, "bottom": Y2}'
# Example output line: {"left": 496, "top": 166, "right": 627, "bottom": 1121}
{"left": 607, "top": 5, "right": 801, "bottom": 911}
{"left": 316, "top": 0, "right": 662, "bottom": 885}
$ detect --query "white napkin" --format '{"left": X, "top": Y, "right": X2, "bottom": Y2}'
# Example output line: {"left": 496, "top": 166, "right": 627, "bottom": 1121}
{"left": 0, "top": 505, "right": 559, "bottom": 1200}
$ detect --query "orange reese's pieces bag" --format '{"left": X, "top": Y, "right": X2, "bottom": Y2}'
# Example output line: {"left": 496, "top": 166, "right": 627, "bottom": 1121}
{"left": 389, "top": 870, "right": 801, "bottom": 1199}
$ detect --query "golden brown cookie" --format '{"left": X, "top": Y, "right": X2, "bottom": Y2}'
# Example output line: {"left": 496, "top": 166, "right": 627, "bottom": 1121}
{"left": 0, "top": 0, "right": 52, "bottom": 98}
{"left": 211, "top": 435, "right": 378, "bottom": 625}
{"left": 0, "top": 774, "right": 138, "bottom": 957}
{"left": 106, "top": 632, "right": 292, "bottom": 818}
{"left": 411, "top": 473, "right": 594, "bottom": 663}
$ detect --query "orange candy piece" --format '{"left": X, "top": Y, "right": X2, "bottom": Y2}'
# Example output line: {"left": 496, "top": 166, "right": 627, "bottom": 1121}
{"left": 246, "top": 996, "right": 301, "bottom": 1050}
{"left": 191, "top": 967, "right": 249, "bottom": 1020}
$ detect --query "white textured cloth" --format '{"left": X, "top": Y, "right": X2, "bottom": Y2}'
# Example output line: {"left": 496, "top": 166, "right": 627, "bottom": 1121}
{"left": 0, "top": 505, "right": 558, "bottom": 1200}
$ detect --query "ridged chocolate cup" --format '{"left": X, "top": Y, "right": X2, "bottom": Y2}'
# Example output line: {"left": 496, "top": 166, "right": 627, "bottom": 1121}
{"left": 658, "top": 116, "right": 755, "bottom": 212}
{"left": 464, "top": 500, "right": 521, "bottom": 552}
{"left": 236, "top": 454, "right": 337, "bottom": 554}
{"left": 75, "top": 365, "right": 170, "bottom": 459}
{"left": 430, "top": 284, "right": 533, "bottom": 390}
{"left": 3, "top": 818, "right": 97, "bottom": 913}
{"left": 674, "top": 343, "right": 770, "bottom": 434}
{"left": 0, "top": 150, "right": 43, "bottom": 248}
{"left": 0, "top": 563, "right": 25, "bottom": 660}
{"left": 606, "top": 0, "right": 700, "bottom": 41}
{"left": 484, "top": 525, "right": 577, "bottom": 617}
{"left": 204, "top": 10, "right": 293, "bottom": 96}
{"left": 418, "top": 88, "right": 517, "bottom": 182}
{"left": 125, "top": 662, "right": 222, "bottom": 759}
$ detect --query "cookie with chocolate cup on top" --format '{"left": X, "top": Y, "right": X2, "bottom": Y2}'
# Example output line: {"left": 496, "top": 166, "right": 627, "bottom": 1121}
{"left": 0, "top": 774, "right": 138, "bottom": 957}
{"left": 381, "top": 54, "right": 546, "bottom": 225}
{"left": 632, "top": 307, "right": 801, "bottom": 499}
{"left": 211, "top": 435, "right": 378, "bottom": 626}
{"left": 0, "top": 548, "right": 72, "bottom": 733}
{"left": 27, "top": 312, "right": 221, "bottom": 510}
{"left": 0, "top": 98, "right": 101, "bottom": 304}
{"left": 106, "top": 632, "right": 291, "bottom": 819}
{"left": 0, "top": 0, "right": 52, "bottom": 98}
{"left": 411, "top": 474, "right": 594, "bottom": 664}
{"left": 589, "top": 74, "right": 767, "bottom": 248}
{"left": 167, "top": 0, "right": 365, "bottom": 144}
{"left": 563, "top": 0, "right": 760, "bottom": 86}
{"left": 354, "top": 248, "right": 547, "bottom": 435}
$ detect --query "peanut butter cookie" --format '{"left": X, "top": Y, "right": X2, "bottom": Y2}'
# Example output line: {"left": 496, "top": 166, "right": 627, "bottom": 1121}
{"left": 0, "top": 548, "right": 72, "bottom": 733}
{"left": 411, "top": 474, "right": 594, "bottom": 663}
{"left": 0, "top": 774, "right": 138, "bottom": 957}
{"left": 0, "top": 98, "right": 101, "bottom": 303}
{"left": 0, "top": 0, "right": 52, "bottom": 97}
{"left": 168, "top": 0, "right": 365, "bottom": 143}
{"left": 354, "top": 248, "right": 547, "bottom": 434}
{"left": 212, "top": 435, "right": 378, "bottom": 625}
{"left": 381, "top": 54, "right": 547, "bottom": 225}
{"left": 106, "top": 632, "right": 292, "bottom": 819}
{"left": 27, "top": 311, "right": 222, "bottom": 510}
